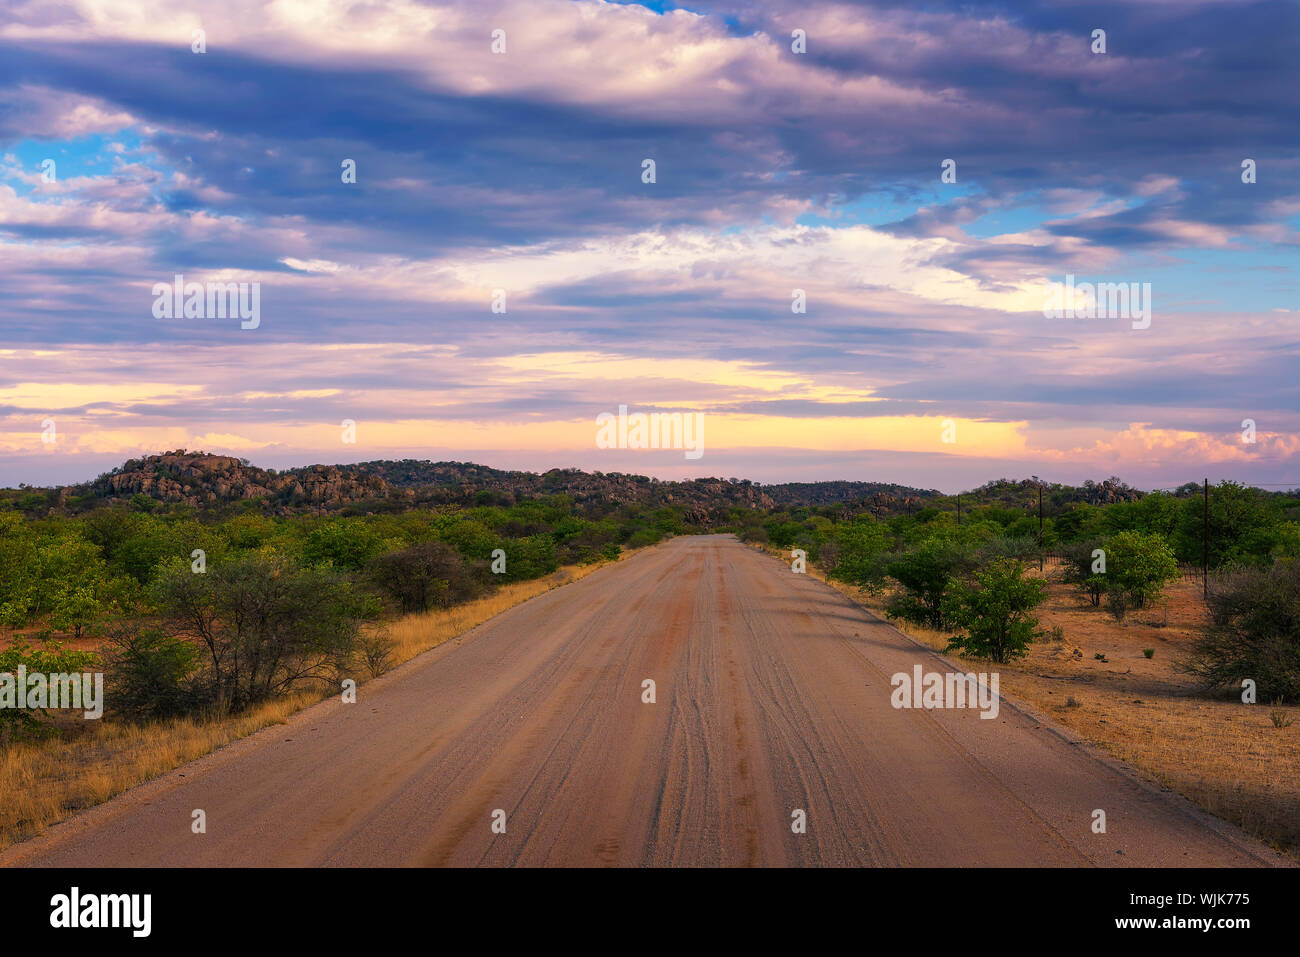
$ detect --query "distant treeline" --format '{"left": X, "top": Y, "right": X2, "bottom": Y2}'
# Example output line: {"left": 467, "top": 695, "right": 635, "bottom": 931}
{"left": 3, "top": 476, "right": 1298, "bottom": 735}
{"left": 729, "top": 479, "right": 1300, "bottom": 570}
{"left": 724, "top": 481, "right": 1300, "bottom": 701}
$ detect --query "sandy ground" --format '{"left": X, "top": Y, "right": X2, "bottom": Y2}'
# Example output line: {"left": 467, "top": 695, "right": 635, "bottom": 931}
{"left": 1, "top": 535, "right": 1286, "bottom": 867}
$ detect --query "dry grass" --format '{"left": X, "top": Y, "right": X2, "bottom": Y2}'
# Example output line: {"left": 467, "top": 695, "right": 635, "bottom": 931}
{"left": 0, "top": 557, "right": 617, "bottom": 854}
{"left": 0, "top": 692, "right": 316, "bottom": 850}
{"left": 765, "top": 544, "right": 1300, "bottom": 860}
{"left": 381, "top": 563, "right": 608, "bottom": 667}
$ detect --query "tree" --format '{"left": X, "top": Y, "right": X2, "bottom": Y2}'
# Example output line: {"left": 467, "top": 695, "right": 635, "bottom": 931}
{"left": 0, "top": 524, "right": 123, "bottom": 634}
{"left": 1053, "top": 503, "right": 1102, "bottom": 544}
{"left": 1175, "top": 480, "right": 1273, "bottom": 568}
{"left": 82, "top": 508, "right": 143, "bottom": 565}
{"left": 1101, "top": 492, "right": 1180, "bottom": 539}
{"left": 1060, "top": 540, "right": 1107, "bottom": 606}
{"left": 828, "top": 518, "right": 890, "bottom": 591}
{"left": 153, "top": 553, "right": 378, "bottom": 712}
{"left": 1103, "top": 530, "right": 1178, "bottom": 608}
{"left": 553, "top": 519, "right": 619, "bottom": 565}
{"left": 764, "top": 520, "right": 803, "bottom": 550}
{"left": 884, "top": 538, "right": 977, "bottom": 630}
{"left": 0, "top": 512, "right": 39, "bottom": 626}
{"left": 944, "top": 559, "right": 1047, "bottom": 662}
{"left": 48, "top": 584, "right": 105, "bottom": 640}
{"left": 497, "top": 534, "right": 559, "bottom": 580}
{"left": 301, "top": 518, "right": 386, "bottom": 571}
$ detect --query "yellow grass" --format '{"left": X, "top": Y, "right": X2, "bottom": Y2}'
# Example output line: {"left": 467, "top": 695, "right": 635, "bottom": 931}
{"left": 0, "top": 692, "right": 316, "bottom": 850}
{"left": 0, "top": 558, "right": 617, "bottom": 854}
{"left": 752, "top": 543, "right": 1300, "bottom": 860}
{"left": 381, "top": 564, "right": 608, "bottom": 666}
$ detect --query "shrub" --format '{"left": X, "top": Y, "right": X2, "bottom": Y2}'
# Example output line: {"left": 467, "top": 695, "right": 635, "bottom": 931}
{"left": 1106, "top": 584, "right": 1129, "bottom": 622}
{"left": 884, "top": 538, "right": 978, "bottom": 630}
{"left": 498, "top": 534, "right": 560, "bottom": 581}
{"left": 1184, "top": 560, "right": 1300, "bottom": 700}
{"left": 828, "top": 519, "right": 890, "bottom": 592}
{"left": 358, "top": 629, "right": 397, "bottom": 679}
{"left": 1103, "top": 530, "right": 1178, "bottom": 608}
{"left": 1060, "top": 541, "right": 1107, "bottom": 607}
{"left": 368, "top": 542, "right": 478, "bottom": 613}
{"left": 103, "top": 626, "right": 200, "bottom": 719}
{"left": 152, "top": 553, "right": 378, "bottom": 712}
{"left": 555, "top": 520, "right": 619, "bottom": 564}
{"left": 0, "top": 640, "right": 102, "bottom": 745}
{"left": 624, "top": 529, "right": 661, "bottom": 550}
{"left": 1175, "top": 480, "right": 1274, "bottom": 568}
{"left": 764, "top": 521, "right": 803, "bottom": 550}
{"left": 944, "top": 559, "right": 1047, "bottom": 662}
{"left": 976, "top": 535, "right": 1040, "bottom": 563}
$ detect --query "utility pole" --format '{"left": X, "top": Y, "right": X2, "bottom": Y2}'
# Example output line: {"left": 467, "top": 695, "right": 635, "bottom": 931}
{"left": 1203, "top": 478, "right": 1209, "bottom": 599}
{"left": 1038, "top": 485, "right": 1044, "bottom": 571}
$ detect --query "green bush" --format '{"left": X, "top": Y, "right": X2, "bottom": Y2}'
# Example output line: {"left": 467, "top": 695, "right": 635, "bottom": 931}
{"left": 103, "top": 627, "right": 200, "bottom": 719}
{"left": 152, "top": 553, "right": 378, "bottom": 712}
{"left": 1060, "top": 541, "right": 1107, "bottom": 607}
{"left": 1102, "top": 530, "right": 1178, "bottom": 608}
{"left": 828, "top": 519, "right": 890, "bottom": 592}
{"left": 0, "top": 640, "right": 102, "bottom": 744}
{"left": 944, "top": 559, "right": 1047, "bottom": 662}
{"left": 1175, "top": 481, "right": 1274, "bottom": 568}
{"left": 301, "top": 518, "right": 386, "bottom": 571}
{"left": 368, "top": 542, "right": 479, "bottom": 613}
{"left": 976, "top": 535, "right": 1040, "bottom": 563}
{"left": 764, "top": 520, "right": 803, "bottom": 550}
{"left": 884, "top": 538, "right": 977, "bottom": 630}
{"left": 494, "top": 534, "right": 560, "bottom": 581}
{"left": 624, "top": 528, "right": 661, "bottom": 550}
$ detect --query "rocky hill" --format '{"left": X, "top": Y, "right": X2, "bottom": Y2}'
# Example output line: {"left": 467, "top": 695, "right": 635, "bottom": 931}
{"left": 970, "top": 477, "right": 1145, "bottom": 509}
{"left": 764, "top": 480, "right": 941, "bottom": 506}
{"left": 62, "top": 451, "right": 779, "bottom": 518}
{"left": 73, "top": 452, "right": 387, "bottom": 514}
{"left": 10, "top": 452, "right": 1149, "bottom": 519}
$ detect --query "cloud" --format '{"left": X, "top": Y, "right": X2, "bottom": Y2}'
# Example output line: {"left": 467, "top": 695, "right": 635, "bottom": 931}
{"left": 0, "top": 0, "right": 1296, "bottom": 488}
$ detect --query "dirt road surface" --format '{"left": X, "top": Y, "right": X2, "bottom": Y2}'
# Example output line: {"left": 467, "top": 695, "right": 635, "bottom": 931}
{"left": 2, "top": 535, "right": 1284, "bottom": 867}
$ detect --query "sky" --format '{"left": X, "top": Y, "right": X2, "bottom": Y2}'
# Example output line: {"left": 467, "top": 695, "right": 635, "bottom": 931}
{"left": 0, "top": 0, "right": 1297, "bottom": 492}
